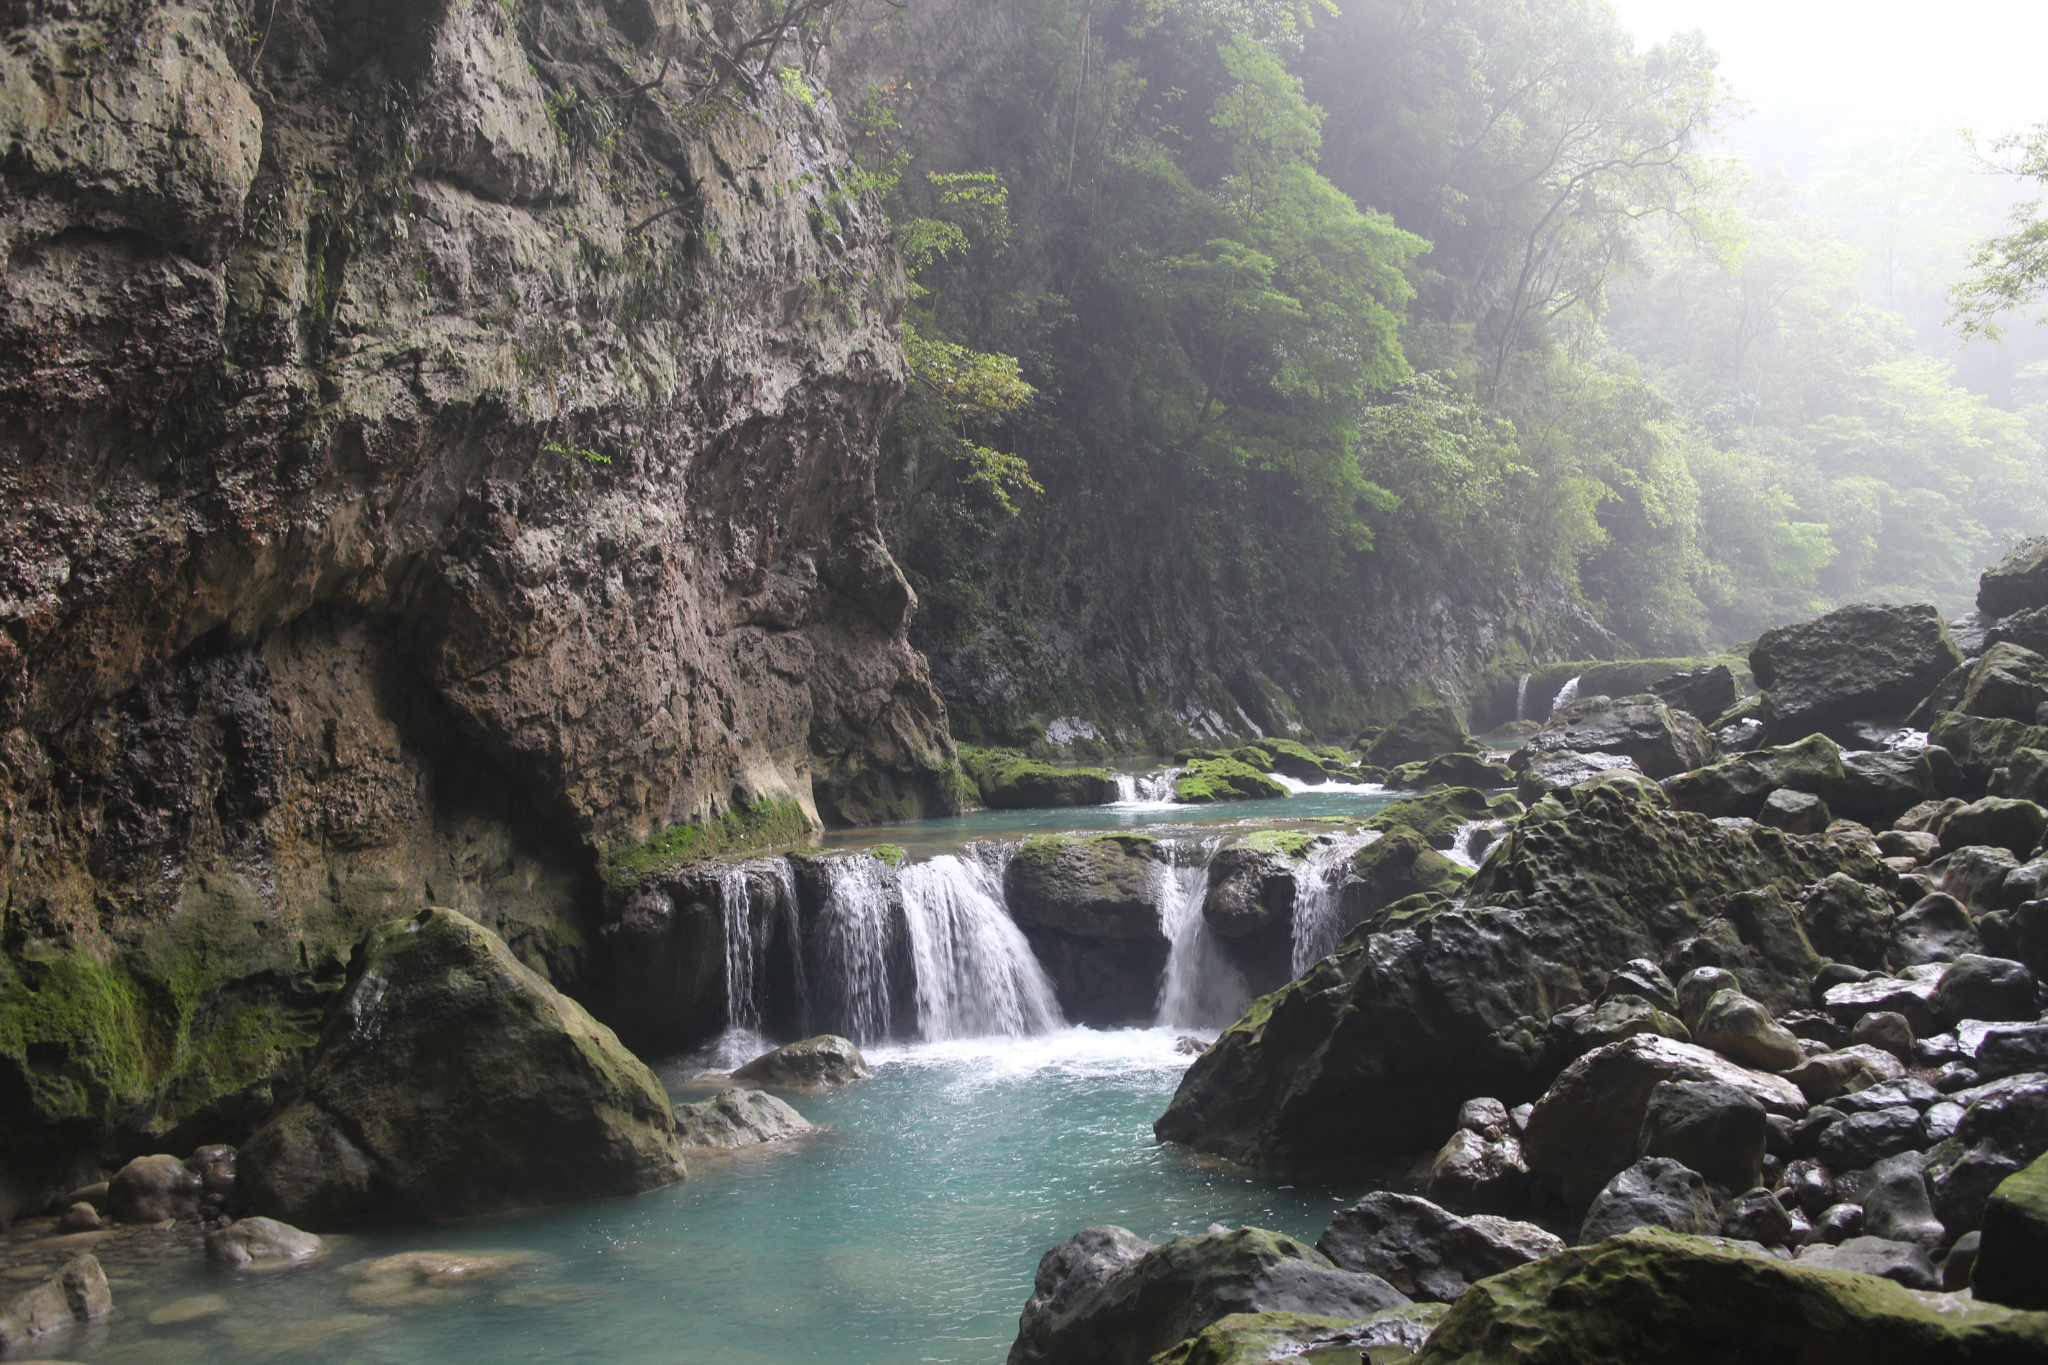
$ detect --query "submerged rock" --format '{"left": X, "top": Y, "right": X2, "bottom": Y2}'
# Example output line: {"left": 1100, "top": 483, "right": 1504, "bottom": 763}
{"left": 0, "top": 1254, "right": 111, "bottom": 1353}
{"left": 241, "top": 908, "right": 688, "bottom": 1228}
{"left": 1316, "top": 1193, "right": 1561, "bottom": 1302}
{"left": 672, "top": 1089, "right": 814, "bottom": 1149}
{"left": 731, "top": 1035, "right": 869, "bottom": 1088}
{"left": 206, "top": 1217, "right": 325, "bottom": 1269}
{"left": 344, "top": 1250, "right": 541, "bottom": 1307}
{"left": 1008, "top": 1226, "right": 1407, "bottom": 1365}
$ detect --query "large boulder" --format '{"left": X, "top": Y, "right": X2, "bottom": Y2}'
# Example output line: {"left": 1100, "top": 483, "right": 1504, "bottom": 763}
{"left": 1174, "top": 758, "right": 1290, "bottom": 804}
{"left": 0, "top": 1255, "right": 111, "bottom": 1354}
{"left": 1976, "top": 1150, "right": 2048, "bottom": 1309}
{"left": 1930, "top": 711, "right": 2048, "bottom": 787}
{"left": 1836, "top": 747, "right": 1944, "bottom": 828}
{"left": 1576, "top": 1157, "right": 1720, "bottom": 1244}
{"left": 1316, "top": 1193, "right": 1562, "bottom": 1303}
{"left": 1411, "top": 1228, "right": 2048, "bottom": 1364}
{"left": 204, "top": 1216, "right": 323, "bottom": 1269}
{"left": 1338, "top": 830, "right": 1470, "bottom": 933}
{"left": 240, "top": 907, "right": 688, "bottom": 1228}
{"left": 1515, "top": 695, "right": 1712, "bottom": 780}
{"left": 1650, "top": 664, "right": 1740, "bottom": 721}
{"left": 1750, "top": 603, "right": 1962, "bottom": 745}
{"left": 730, "top": 1035, "right": 869, "bottom": 1088}
{"left": 1795, "top": 1235, "right": 1943, "bottom": 1290}
{"left": 1636, "top": 1080, "right": 1769, "bottom": 1195}
{"left": 1990, "top": 607, "right": 2048, "bottom": 658}
{"left": 1005, "top": 834, "right": 1171, "bottom": 1025}
{"left": 1797, "top": 873, "right": 1899, "bottom": 970}
{"left": 1692, "top": 990, "right": 1804, "bottom": 1072}
{"left": 1979, "top": 537, "right": 2048, "bottom": 622}
{"left": 1515, "top": 751, "right": 1644, "bottom": 804}
{"left": 1939, "top": 798, "right": 2048, "bottom": 859}
{"left": 1660, "top": 733, "right": 1844, "bottom": 819}
{"left": 1157, "top": 779, "right": 1854, "bottom": 1172}
{"left": 1147, "top": 1307, "right": 1451, "bottom": 1365}
{"left": 1958, "top": 644, "right": 2048, "bottom": 726}
{"left": 107, "top": 1153, "right": 205, "bottom": 1223}
{"left": 960, "top": 747, "right": 1115, "bottom": 809}
{"left": 1366, "top": 703, "right": 1475, "bottom": 768}
{"left": 1008, "top": 1226, "right": 1408, "bottom": 1365}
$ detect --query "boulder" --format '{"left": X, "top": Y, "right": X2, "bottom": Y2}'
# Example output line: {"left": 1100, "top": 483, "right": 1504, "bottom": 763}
{"left": 1812, "top": 1202, "right": 1866, "bottom": 1243}
{"left": 1516, "top": 695, "right": 1712, "bottom": 780}
{"left": 1750, "top": 603, "right": 1963, "bottom": 745}
{"left": 1946, "top": 846, "right": 2021, "bottom": 909}
{"left": 1148, "top": 1307, "right": 1451, "bottom": 1365}
{"left": 1720, "top": 1187, "right": 1794, "bottom": 1244}
{"left": 1364, "top": 787, "right": 1499, "bottom": 847}
{"left": 1577, "top": 1157, "right": 1719, "bottom": 1244}
{"left": 1797, "top": 874, "right": 1898, "bottom": 970}
{"left": 1819, "top": 1107, "right": 1925, "bottom": 1169}
{"left": 1759, "top": 788, "right": 1829, "bottom": 834}
{"left": 1201, "top": 844, "right": 1300, "bottom": 941}
{"left": 1933, "top": 1140, "right": 2026, "bottom": 1235}
{"left": 1991, "top": 749, "right": 2048, "bottom": 807}
{"left": 1835, "top": 748, "right": 1943, "bottom": 828}
{"left": 1823, "top": 970, "right": 1944, "bottom": 1035}
{"left": 1006, "top": 834, "right": 1172, "bottom": 1025}
{"left": 1425, "top": 1099, "right": 1531, "bottom": 1212}
{"left": 1945, "top": 1230, "right": 1984, "bottom": 1291}
{"left": 1861, "top": 1152, "right": 1946, "bottom": 1252}
{"left": 963, "top": 749, "right": 1116, "bottom": 809}
{"left": 1413, "top": 752, "right": 1515, "bottom": 789}
{"left": 731, "top": 1035, "right": 869, "bottom": 1088}
{"left": 1337, "top": 830, "right": 1470, "bottom": 934}
{"left": 0, "top": 1255, "right": 111, "bottom": 1353}
{"left": 1851, "top": 1010, "right": 1916, "bottom": 1061}
{"left": 1543, "top": 995, "right": 1691, "bottom": 1070}
{"left": 1976, "top": 1150, "right": 2048, "bottom": 1310}
{"left": 1955, "top": 1074, "right": 2048, "bottom": 1166}
{"left": 1636, "top": 1080, "right": 1768, "bottom": 1195}
{"left": 1601, "top": 958, "right": 1680, "bottom": 1014}
{"left": 1783, "top": 1045, "right": 1906, "bottom": 1103}
{"left": 1516, "top": 750, "right": 1644, "bottom": 804}
{"left": 1795, "top": 1235, "right": 1943, "bottom": 1290}
{"left": 1315, "top": 1193, "right": 1562, "bottom": 1303}
{"left": 1938, "top": 955, "right": 2038, "bottom": 1023}
{"left": 107, "top": 1153, "right": 204, "bottom": 1223}
{"left": 1980, "top": 538, "right": 2048, "bottom": 622}
{"left": 1957, "top": 643, "right": 2048, "bottom": 726}
{"left": 1007, "top": 1226, "right": 1408, "bottom": 1365}
{"left": 205, "top": 1216, "right": 324, "bottom": 1268}
{"left": 1930, "top": 712, "right": 2048, "bottom": 788}
{"left": 1662, "top": 734, "right": 1845, "bottom": 820}
{"left": 240, "top": 907, "right": 688, "bottom": 1228}
{"left": 55, "top": 1202, "right": 100, "bottom": 1233}
{"left": 1157, "top": 778, "right": 1850, "bottom": 1173}
{"left": 1650, "top": 664, "right": 1740, "bottom": 721}
{"left": 1693, "top": 990, "right": 1805, "bottom": 1072}
{"left": 1174, "top": 758, "right": 1290, "bottom": 804}
{"left": 1523, "top": 1035, "right": 1804, "bottom": 1209}
{"left": 1940, "top": 798, "right": 2048, "bottom": 859}
{"left": 1366, "top": 704, "right": 1475, "bottom": 768}
{"left": 1990, "top": 607, "right": 2048, "bottom": 657}
{"left": 1674, "top": 967, "right": 1739, "bottom": 1030}
{"left": 1975, "top": 1024, "right": 2048, "bottom": 1082}
{"left": 1892, "top": 894, "right": 1981, "bottom": 967}
{"left": 672, "top": 1088, "right": 813, "bottom": 1148}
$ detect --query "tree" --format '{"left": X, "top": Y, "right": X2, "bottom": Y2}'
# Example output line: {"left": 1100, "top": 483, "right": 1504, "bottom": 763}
{"left": 1951, "top": 124, "right": 2048, "bottom": 341}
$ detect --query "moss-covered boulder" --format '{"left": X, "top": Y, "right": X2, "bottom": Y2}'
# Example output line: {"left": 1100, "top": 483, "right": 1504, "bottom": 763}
{"left": 1412, "top": 1228, "right": 2048, "bottom": 1364}
{"left": 1010, "top": 1226, "right": 1409, "bottom": 1365}
{"left": 1959, "top": 643, "right": 2048, "bottom": 725}
{"left": 1147, "top": 1306, "right": 1450, "bottom": 1365}
{"left": 961, "top": 747, "right": 1116, "bottom": 809}
{"left": 1006, "top": 835, "right": 1170, "bottom": 1026}
{"left": 239, "top": 908, "right": 686, "bottom": 1228}
{"left": 1240, "top": 740, "right": 1369, "bottom": 786}
{"left": 1338, "top": 832, "right": 1471, "bottom": 936}
{"left": 1366, "top": 788, "right": 1495, "bottom": 847}
{"left": 1751, "top": 603, "right": 1963, "bottom": 745}
{"left": 1409, "top": 753, "right": 1516, "bottom": 790}
{"left": 1366, "top": 704, "right": 1476, "bottom": 768}
{"left": 1176, "top": 759, "right": 1290, "bottom": 804}
{"left": 1156, "top": 778, "right": 1865, "bottom": 1171}
{"left": 1661, "top": 733, "right": 1845, "bottom": 820}
{"left": 1975, "top": 1149, "right": 2048, "bottom": 1310}
{"left": 1980, "top": 536, "right": 2048, "bottom": 622}
{"left": 1931, "top": 711, "right": 2048, "bottom": 786}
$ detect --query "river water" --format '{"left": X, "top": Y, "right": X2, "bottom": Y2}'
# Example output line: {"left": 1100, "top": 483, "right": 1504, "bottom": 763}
{"left": 29, "top": 779, "right": 1411, "bottom": 1365}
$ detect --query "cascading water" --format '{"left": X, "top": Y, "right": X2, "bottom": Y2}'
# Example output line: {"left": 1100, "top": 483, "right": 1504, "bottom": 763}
{"left": 1154, "top": 837, "right": 1248, "bottom": 1031}
{"left": 1515, "top": 673, "right": 1532, "bottom": 721}
{"left": 1549, "top": 674, "right": 1581, "bottom": 716}
{"left": 712, "top": 858, "right": 800, "bottom": 1064}
{"left": 897, "top": 845, "right": 1064, "bottom": 1039}
{"left": 807, "top": 854, "right": 897, "bottom": 1044}
{"left": 1290, "top": 831, "right": 1379, "bottom": 974}
{"left": 1113, "top": 768, "right": 1184, "bottom": 804}
{"left": 1445, "top": 819, "right": 1507, "bottom": 871}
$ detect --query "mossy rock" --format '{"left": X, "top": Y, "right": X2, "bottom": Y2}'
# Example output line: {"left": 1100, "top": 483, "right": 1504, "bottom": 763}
{"left": 1412, "top": 1227, "right": 2048, "bottom": 1363}
{"left": 1932, "top": 711, "right": 2048, "bottom": 785}
{"left": 1976, "top": 1148, "right": 2048, "bottom": 1310}
{"left": 960, "top": 746, "right": 1115, "bottom": 809}
{"left": 1365, "top": 788, "right": 1493, "bottom": 847}
{"left": 1242, "top": 829, "right": 1314, "bottom": 861}
{"left": 1412, "top": 753, "right": 1515, "bottom": 791}
{"left": 1149, "top": 1305, "right": 1450, "bottom": 1365}
{"left": 604, "top": 797, "right": 812, "bottom": 885}
{"left": 1007, "top": 835, "right": 1165, "bottom": 939}
{"left": 1341, "top": 834, "right": 1468, "bottom": 937}
{"left": 1176, "top": 759, "right": 1290, "bottom": 804}
{"left": 1365, "top": 704, "right": 1476, "bottom": 768}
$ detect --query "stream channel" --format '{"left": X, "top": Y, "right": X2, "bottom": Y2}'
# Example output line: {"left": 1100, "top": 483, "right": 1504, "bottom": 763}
{"left": 26, "top": 781, "right": 1413, "bottom": 1365}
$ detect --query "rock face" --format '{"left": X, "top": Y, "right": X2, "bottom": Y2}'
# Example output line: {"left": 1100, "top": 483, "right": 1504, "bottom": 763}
{"left": 1005, "top": 835, "right": 1172, "bottom": 1025}
{"left": 0, "top": 0, "right": 953, "bottom": 1212}
{"left": 1413, "top": 1228, "right": 2048, "bottom": 1364}
{"left": 1749, "top": 602, "right": 1962, "bottom": 743}
{"left": 671, "top": 1089, "right": 814, "bottom": 1149}
{"left": 240, "top": 908, "right": 687, "bottom": 1227}
{"left": 730, "top": 1036, "right": 869, "bottom": 1089}
{"left": 1316, "top": 1193, "right": 1562, "bottom": 1302}
{"left": 1008, "top": 1226, "right": 1408, "bottom": 1365}
{"left": 1976, "top": 1150, "right": 2048, "bottom": 1309}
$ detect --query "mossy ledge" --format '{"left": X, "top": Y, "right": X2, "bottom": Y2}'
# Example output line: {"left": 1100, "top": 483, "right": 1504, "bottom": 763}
{"left": 603, "top": 798, "right": 815, "bottom": 888}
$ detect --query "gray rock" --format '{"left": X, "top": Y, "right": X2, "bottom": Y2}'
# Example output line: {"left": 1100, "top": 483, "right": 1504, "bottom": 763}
{"left": 1782, "top": 1159, "right": 1836, "bottom": 1217}
{"left": 1517, "top": 695, "right": 1712, "bottom": 780}
{"left": 1945, "top": 846, "right": 2021, "bottom": 910}
{"left": 1637, "top": 1080, "right": 1768, "bottom": 1195}
{"left": 1797, "top": 877, "right": 1898, "bottom": 972}
{"left": 205, "top": 1216, "right": 324, "bottom": 1269}
{"left": 1760, "top": 788, "right": 1830, "bottom": 834}
{"left": 1810, "top": 1202, "right": 1865, "bottom": 1245}
{"left": 1957, "top": 643, "right": 2048, "bottom": 726}
{"left": 1010, "top": 1226, "right": 1155, "bottom": 1365}
{"left": 1893, "top": 893, "right": 1982, "bottom": 966}
{"left": 672, "top": 1088, "right": 814, "bottom": 1148}
{"left": 1940, "top": 797, "right": 2048, "bottom": 859}
{"left": 1926, "top": 1102, "right": 1967, "bottom": 1143}
{"left": 1315, "top": 1193, "right": 1561, "bottom": 1303}
{"left": 1676, "top": 967, "right": 1741, "bottom": 1032}
{"left": 1577, "top": 1157, "right": 1719, "bottom": 1245}
{"left": 1955, "top": 1074, "right": 2048, "bottom": 1165}
{"left": 1794, "top": 1235, "right": 1942, "bottom": 1290}
{"left": 1931, "top": 1139, "right": 2023, "bottom": 1235}
{"left": 1515, "top": 750, "right": 1645, "bottom": 804}
{"left": 1850, "top": 1011, "right": 1915, "bottom": 1062}
{"left": 1861, "top": 1152, "right": 1946, "bottom": 1252}
{"left": 1835, "top": 748, "right": 1942, "bottom": 828}
{"left": 187, "top": 1144, "right": 237, "bottom": 1201}
{"left": 1976, "top": 1024, "right": 2048, "bottom": 1082}
{"left": 1663, "top": 734, "right": 1845, "bottom": 820}
{"left": 54, "top": 1202, "right": 101, "bottom": 1233}
{"left": 1818, "top": 1106, "right": 1925, "bottom": 1168}
{"left": 1834, "top": 1077, "right": 1942, "bottom": 1113}
{"left": 731, "top": 1035, "right": 870, "bottom": 1088}
{"left": 1938, "top": 954, "right": 2038, "bottom": 1023}
{"left": 1600, "top": 958, "right": 1681, "bottom": 1015}
{"left": 1942, "top": 1229, "right": 1982, "bottom": 1290}
{"left": 1822, "top": 972, "right": 1943, "bottom": 1036}
{"left": 108, "top": 1153, "right": 204, "bottom": 1224}
{"left": 1695, "top": 990, "right": 1805, "bottom": 1071}
{"left": 1720, "top": 1187, "right": 1794, "bottom": 1245}
{"left": 1543, "top": 994, "right": 1692, "bottom": 1069}
{"left": 1979, "top": 538, "right": 2048, "bottom": 619}
{"left": 0, "top": 1255, "right": 112, "bottom": 1353}
{"left": 1426, "top": 1123, "right": 1530, "bottom": 1214}
{"left": 1783, "top": 1045, "right": 1906, "bottom": 1104}
{"left": 1750, "top": 603, "right": 1962, "bottom": 745}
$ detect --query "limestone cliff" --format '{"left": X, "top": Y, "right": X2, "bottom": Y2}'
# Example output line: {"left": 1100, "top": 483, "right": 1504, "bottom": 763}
{"left": 0, "top": 0, "right": 951, "bottom": 1213}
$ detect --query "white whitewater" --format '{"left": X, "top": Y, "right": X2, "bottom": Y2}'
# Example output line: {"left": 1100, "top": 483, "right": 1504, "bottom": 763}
{"left": 809, "top": 853, "right": 897, "bottom": 1044}
{"left": 1112, "top": 767, "right": 1183, "bottom": 805}
{"left": 898, "top": 847, "right": 1064, "bottom": 1040}
{"left": 1549, "top": 675, "right": 1581, "bottom": 716}
{"left": 716, "top": 858, "right": 799, "bottom": 1035}
{"left": 1268, "top": 771, "right": 1384, "bottom": 795}
{"left": 1154, "top": 837, "right": 1248, "bottom": 1031}
{"left": 1516, "top": 673, "right": 1532, "bottom": 721}
{"left": 1444, "top": 819, "right": 1508, "bottom": 871}
{"left": 1290, "top": 830, "right": 1379, "bottom": 974}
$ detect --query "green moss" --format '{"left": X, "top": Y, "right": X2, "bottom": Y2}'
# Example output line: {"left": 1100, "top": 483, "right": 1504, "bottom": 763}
{"left": 1175, "top": 758, "right": 1289, "bottom": 803}
{"left": 604, "top": 797, "right": 813, "bottom": 885}
{"left": 871, "top": 843, "right": 906, "bottom": 866}
{"left": 1243, "top": 829, "right": 1313, "bottom": 860}
{"left": 958, "top": 745, "right": 1113, "bottom": 809}
{"left": 1366, "top": 787, "right": 1494, "bottom": 845}
{"left": 0, "top": 953, "right": 161, "bottom": 1116}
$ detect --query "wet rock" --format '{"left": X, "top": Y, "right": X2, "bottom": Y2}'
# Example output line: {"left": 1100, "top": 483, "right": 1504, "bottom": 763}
{"left": 1750, "top": 603, "right": 1962, "bottom": 745}
{"left": 1760, "top": 788, "right": 1830, "bottom": 834}
{"left": 1694, "top": 990, "right": 1805, "bottom": 1071}
{"left": 1938, "top": 955, "right": 2038, "bottom": 1023}
{"left": 1879, "top": 828, "right": 1941, "bottom": 861}
{"left": 1784, "top": 1044, "right": 1906, "bottom": 1104}
{"left": 1338, "top": 829, "right": 1471, "bottom": 934}
{"left": 1422, "top": 1227, "right": 2048, "bottom": 1362}
{"left": 187, "top": 1144, "right": 238, "bottom": 1203}
{"left": 1600, "top": 958, "right": 1681, "bottom": 1014}
{"left": 54, "top": 1203, "right": 100, "bottom": 1233}
{"left": 1663, "top": 735, "right": 1845, "bottom": 821}
{"left": 1651, "top": 664, "right": 1741, "bottom": 722}
{"left": 1945, "top": 846, "right": 2021, "bottom": 910}
{"left": 1819, "top": 1107, "right": 1924, "bottom": 1169}
{"left": 965, "top": 751, "right": 1117, "bottom": 808}
{"left": 1991, "top": 748, "right": 2048, "bottom": 806}
{"left": 1636, "top": 1080, "right": 1768, "bottom": 1195}
{"left": 1976, "top": 1024, "right": 2048, "bottom": 1082}
{"left": 1147, "top": 1306, "right": 1450, "bottom": 1365}
{"left": 1007, "top": 1226, "right": 1408, "bottom": 1365}
{"left": 1425, "top": 1100, "right": 1530, "bottom": 1212}
{"left": 1811, "top": 1201, "right": 1864, "bottom": 1244}
{"left": 1674, "top": 966, "right": 1740, "bottom": 1031}
{"left": 1958, "top": 643, "right": 2048, "bottom": 726}
{"left": 1007, "top": 834, "right": 1173, "bottom": 1024}
{"left": 1823, "top": 970, "right": 1944, "bottom": 1035}
{"left": 1315, "top": 1193, "right": 1561, "bottom": 1302}
{"left": 149, "top": 1293, "right": 231, "bottom": 1326}
{"left": 1365, "top": 704, "right": 1475, "bottom": 768}
{"left": 1893, "top": 894, "right": 1982, "bottom": 966}
{"left": 1795, "top": 1235, "right": 1942, "bottom": 1290}
{"left": 108, "top": 1154, "right": 204, "bottom": 1224}
{"left": 1720, "top": 1187, "right": 1794, "bottom": 1245}
{"left": 1796, "top": 876, "right": 1898, "bottom": 971}
{"left": 345, "top": 1250, "right": 540, "bottom": 1307}
{"left": 1516, "top": 694, "right": 1713, "bottom": 780}
{"left": 1927, "top": 1102, "right": 1968, "bottom": 1142}
{"left": 1972, "top": 1150, "right": 2048, "bottom": 1309}
{"left": 672, "top": 1088, "right": 814, "bottom": 1148}
{"left": 241, "top": 908, "right": 688, "bottom": 1228}
{"left": 1515, "top": 750, "right": 1644, "bottom": 804}
{"left": 1943, "top": 1230, "right": 1982, "bottom": 1291}
{"left": 206, "top": 1216, "right": 324, "bottom": 1269}
{"left": 1851, "top": 1010, "right": 1915, "bottom": 1062}
{"left": 1174, "top": 758, "right": 1290, "bottom": 804}
{"left": 1576, "top": 1157, "right": 1718, "bottom": 1244}
{"left": 1782, "top": 1159, "right": 1836, "bottom": 1217}
{"left": 1862, "top": 1152, "right": 1946, "bottom": 1252}
{"left": 1835, "top": 1077, "right": 1942, "bottom": 1113}
{"left": 1930, "top": 712, "right": 2048, "bottom": 789}
{"left": 731, "top": 1035, "right": 869, "bottom": 1088}
{"left": 1981, "top": 538, "right": 2048, "bottom": 622}
{"left": 0, "top": 1254, "right": 111, "bottom": 1352}
{"left": 1940, "top": 798, "right": 2048, "bottom": 859}
{"left": 1542, "top": 995, "right": 1691, "bottom": 1070}
{"left": 1835, "top": 748, "right": 1943, "bottom": 828}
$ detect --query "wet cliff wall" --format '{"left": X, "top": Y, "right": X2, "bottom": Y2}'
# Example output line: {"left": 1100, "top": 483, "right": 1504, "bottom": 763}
{"left": 0, "top": 0, "right": 952, "bottom": 1211}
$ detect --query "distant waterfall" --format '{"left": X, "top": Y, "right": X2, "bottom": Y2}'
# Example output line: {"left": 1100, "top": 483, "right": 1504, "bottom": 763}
{"left": 1515, "top": 673, "right": 1532, "bottom": 722}
{"left": 898, "top": 848, "right": 1064, "bottom": 1039}
{"left": 1155, "top": 838, "right": 1248, "bottom": 1031}
{"left": 1112, "top": 768, "right": 1183, "bottom": 804}
{"left": 1549, "top": 675, "right": 1581, "bottom": 716}
{"left": 717, "top": 859, "right": 799, "bottom": 1035}
{"left": 1290, "top": 831, "right": 1379, "bottom": 974}
{"left": 808, "top": 854, "right": 897, "bottom": 1044}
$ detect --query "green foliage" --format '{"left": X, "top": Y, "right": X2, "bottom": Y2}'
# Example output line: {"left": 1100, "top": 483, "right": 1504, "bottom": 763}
{"left": 1953, "top": 124, "right": 2048, "bottom": 340}
{"left": 869, "top": 843, "right": 906, "bottom": 866}
{"left": 603, "top": 798, "right": 813, "bottom": 885}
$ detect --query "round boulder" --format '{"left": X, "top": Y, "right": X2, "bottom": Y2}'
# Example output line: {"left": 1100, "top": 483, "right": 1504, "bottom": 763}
{"left": 1938, "top": 955, "right": 2038, "bottom": 1023}
{"left": 731, "top": 1035, "right": 869, "bottom": 1088}
{"left": 108, "top": 1154, "right": 204, "bottom": 1224}
{"left": 1636, "top": 1080, "right": 1768, "bottom": 1195}
{"left": 1693, "top": 991, "right": 1805, "bottom": 1072}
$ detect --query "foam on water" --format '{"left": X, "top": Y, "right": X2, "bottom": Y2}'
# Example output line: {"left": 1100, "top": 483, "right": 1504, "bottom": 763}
{"left": 1266, "top": 772, "right": 1388, "bottom": 795}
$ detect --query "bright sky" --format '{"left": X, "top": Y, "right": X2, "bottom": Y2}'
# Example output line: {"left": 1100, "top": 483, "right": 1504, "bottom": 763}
{"left": 1610, "top": 0, "right": 2048, "bottom": 149}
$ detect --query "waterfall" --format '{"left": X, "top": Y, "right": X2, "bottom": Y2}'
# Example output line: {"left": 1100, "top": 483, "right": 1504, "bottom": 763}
{"left": 1549, "top": 675, "right": 1581, "bottom": 716}
{"left": 1112, "top": 768, "right": 1183, "bottom": 805}
{"left": 1290, "top": 831, "right": 1379, "bottom": 974}
{"left": 1112, "top": 773, "right": 1138, "bottom": 802}
{"left": 1154, "top": 837, "right": 1248, "bottom": 1031}
{"left": 898, "top": 847, "right": 1064, "bottom": 1039}
{"left": 808, "top": 854, "right": 897, "bottom": 1045}
{"left": 717, "top": 859, "right": 798, "bottom": 1034}
{"left": 1445, "top": 819, "right": 1508, "bottom": 871}
{"left": 1515, "top": 673, "right": 1532, "bottom": 722}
